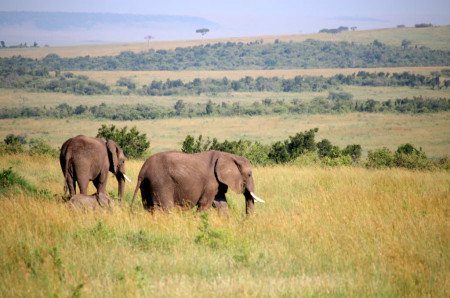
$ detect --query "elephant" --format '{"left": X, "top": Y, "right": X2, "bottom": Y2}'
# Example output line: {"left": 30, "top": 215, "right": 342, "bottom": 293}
{"left": 67, "top": 192, "right": 115, "bottom": 211}
{"left": 130, "top": 150, "right": 264, "bottom": 215}
{"left": 60, "top": 135, "right": 131, "bottom": 201}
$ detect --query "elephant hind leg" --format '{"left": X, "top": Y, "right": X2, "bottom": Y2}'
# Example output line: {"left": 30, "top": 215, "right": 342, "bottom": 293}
{"left": 140, "top": 179, "right": 155, "bottom": 211}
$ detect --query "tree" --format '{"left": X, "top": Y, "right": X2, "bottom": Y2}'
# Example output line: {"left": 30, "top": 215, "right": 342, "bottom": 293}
{"left": 0, "top": 41, "right": 5, "bottom": 48}
{"left": 174, "top": 100, "right": 186, "bottom": 116}
{"left": 401, "top": 40, "right": 411, "bottom": 50}
{"left": 144, "top": 35, "right": 153, "bottom": 48}
{"left": 196, "top": 28, "right": 209, "bottom": 38}
{"left": 96, "top": 124, "right": 150, "bottom": 159}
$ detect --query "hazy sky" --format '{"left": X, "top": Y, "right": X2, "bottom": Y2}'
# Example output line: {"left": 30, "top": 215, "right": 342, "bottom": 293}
{"left": 1, "top": 0, "right": 449, "bottom": 45}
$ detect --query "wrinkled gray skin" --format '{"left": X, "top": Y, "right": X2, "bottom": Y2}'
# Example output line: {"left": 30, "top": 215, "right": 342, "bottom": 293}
{"left": 67, "top": 192, "right": 115, "bottom": 211}
{"left": 131, "top": 150, "right": 257, "bottom": 215}
{"left": 60, "top": 135, "right": 127, "bottom": 201}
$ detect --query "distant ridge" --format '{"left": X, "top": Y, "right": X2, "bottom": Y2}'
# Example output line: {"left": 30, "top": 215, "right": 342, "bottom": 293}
{"left": 0, "top": 11, "right": 218, "bottom": 30}
{"left": 0, "top": 11, "right": 219, "bottom": 45}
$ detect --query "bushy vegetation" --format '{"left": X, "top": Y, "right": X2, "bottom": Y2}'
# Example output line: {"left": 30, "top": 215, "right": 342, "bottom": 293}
{"left": 0, "top": 134, "right": 58, "bottom": 157}
{"left": 0, "top": 68, "right": 110, "bottom": 95}
{"left": 1, "top": 39, "right": 449, "bottom": 71}
{"left": 0, "top": 167, "right": 52, "bottom": 199}
{"left": 1, "top": 96, "right": 448, "bottom": 121}
{"left": 180, "top": 131, "right": 448, "bottom": 170}
{"left": 1, "top": 68, "right": 449, "bottom": 96}
{"left": 96, "top": 124, "right": 150, "bottom": 159}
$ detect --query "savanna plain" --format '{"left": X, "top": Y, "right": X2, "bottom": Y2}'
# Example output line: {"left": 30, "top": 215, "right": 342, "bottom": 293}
{"left": 0, "top": 27, "right": 449, "bottom": 296}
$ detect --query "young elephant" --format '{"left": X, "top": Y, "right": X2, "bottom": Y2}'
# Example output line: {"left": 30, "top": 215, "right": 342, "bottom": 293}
{"left": 67, "top": 192, "right": 114, "bottom": 211}
{"left": 131, "top": 150, "right": 264, "bottom": 215}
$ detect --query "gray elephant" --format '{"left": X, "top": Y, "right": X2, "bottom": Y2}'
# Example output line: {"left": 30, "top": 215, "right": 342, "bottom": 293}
{"left": 131, "top": 150, "right": 264, "bottom": 215}
{"left": 60, "top": 135, "right": 131, "bottom": 201}
{"left": 67, "top": 192, "right": 115, "bottom": 211}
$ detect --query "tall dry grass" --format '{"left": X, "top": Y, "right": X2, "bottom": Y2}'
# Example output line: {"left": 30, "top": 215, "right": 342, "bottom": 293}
{"left": 0, "top": 154, "right": 448, "bottom": 296}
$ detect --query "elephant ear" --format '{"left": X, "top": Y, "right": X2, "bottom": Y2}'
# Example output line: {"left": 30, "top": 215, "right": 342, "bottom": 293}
{"left": 216, "top": 154, "right": 244, "bottom": 194}
{"left": 106, "top": 140, "right": 119, "bottom": 173}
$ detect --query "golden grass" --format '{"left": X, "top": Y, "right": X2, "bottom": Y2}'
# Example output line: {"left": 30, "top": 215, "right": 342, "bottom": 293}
{"left": 71, "top": 67, "right": 450, "bottom": 85}
{"left": 0, "top": 154, "right": 448, "bottom": 296}
{"left": 0, "top": 26, "right": 448, "bottom": 59}
{"left": 1, "top": 112, "right": 449, "bottom": 158}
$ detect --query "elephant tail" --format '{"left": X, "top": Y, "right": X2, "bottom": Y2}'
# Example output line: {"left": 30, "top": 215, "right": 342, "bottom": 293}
{"left": 130, "top": 176, "right": 143, "bottom": 214}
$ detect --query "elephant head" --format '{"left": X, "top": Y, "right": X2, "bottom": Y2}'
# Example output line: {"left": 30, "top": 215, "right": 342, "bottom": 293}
{"left": 215, "top": 153, "right": 264, "bottom": 214}
{"left": 106, "top": 140, "right": 130, "bottom": 201}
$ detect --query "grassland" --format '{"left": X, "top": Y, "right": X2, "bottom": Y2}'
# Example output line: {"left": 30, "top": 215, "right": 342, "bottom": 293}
{"left": 1, "top": 26, "right": 449, "bottom": 59}
{"left": 1, "top": 112, "right": 449, "bottom": 158}
{"left": 0, "top": 154, "right": 448, "bottom": 296}
{"left": 70, "top": 66, "right": 450, "bottom": 86}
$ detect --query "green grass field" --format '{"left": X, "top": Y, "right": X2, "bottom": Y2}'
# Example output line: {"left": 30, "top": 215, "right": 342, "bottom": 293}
{"left": 0, "top": 154, "right": 448, "bottom": 296}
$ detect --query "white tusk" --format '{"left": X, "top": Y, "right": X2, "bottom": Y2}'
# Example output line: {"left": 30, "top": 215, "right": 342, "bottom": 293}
{"left": 123, "top": 174, "right": 132, "bottom": 183}
{"left": 250, "top": 192, "right": 265, "bottom": 203}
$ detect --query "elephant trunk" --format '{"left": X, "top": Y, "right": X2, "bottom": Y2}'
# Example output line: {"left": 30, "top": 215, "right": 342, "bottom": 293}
{"left": 244, "top": 190, "right": 254, "bottom": 215}
{"left": 117, "top": 175, "right": 125, "bottom": 201}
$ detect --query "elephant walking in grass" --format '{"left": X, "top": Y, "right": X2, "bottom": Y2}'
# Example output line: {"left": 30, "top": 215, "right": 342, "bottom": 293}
{"left": 131, "top": 150, "right": 264, "bottom": 215}
{"left": 60, "top": 135, "right": 131, "bottom": 201}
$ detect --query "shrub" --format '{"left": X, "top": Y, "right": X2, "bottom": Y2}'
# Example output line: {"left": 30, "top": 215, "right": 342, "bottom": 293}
{"left": 366, "top": 147, "right": 394, "bottom": 168}
{"left": 96, "top": 124, "right": 150, "bottom": 159}
{"left": 28, "top": 138, "right": 59, "bottom": 157}
{"left": 342, "top": 144, "right": 362, "bottom": 162}
{"left": 0, "top": 167, "right": 52, "bottom": 199}
{"left": 394, "top": 143, "right": 430, "bottom": 169}
{"left": 317, "top": 139, "right": 341, "bottom": 159}
{"left": 0, "top": 134, "right": 26, "bottom": 154}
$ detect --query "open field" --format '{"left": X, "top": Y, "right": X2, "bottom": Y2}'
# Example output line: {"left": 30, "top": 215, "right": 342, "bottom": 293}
{"left": 1, "top": 112, "right": 449, "bottom": 158}
{"left": 0, "top": 154, "right": 448, "bottom": 296}
{"left": 0, "top": 26, "right": 449, "bottom": 59}
{"left": 71, "top": 66, "right": 450, "bottom": 86}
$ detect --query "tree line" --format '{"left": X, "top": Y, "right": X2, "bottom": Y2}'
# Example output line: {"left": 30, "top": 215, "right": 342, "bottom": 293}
{"left": 1, "top": 67, "right": 448, "bottom": 96}
{"left": 1, "top": 96, "right": 448, "bottom": 120}
{"left": 1, "top": 39, "right": 449, "bottom": 71}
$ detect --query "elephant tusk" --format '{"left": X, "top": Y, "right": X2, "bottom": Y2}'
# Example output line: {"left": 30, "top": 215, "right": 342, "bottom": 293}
{"left": 250, "top": 192, "right": 265, "bottom": 203}
{"left": 123, "top": 174, "right": 132, "bottom": 183}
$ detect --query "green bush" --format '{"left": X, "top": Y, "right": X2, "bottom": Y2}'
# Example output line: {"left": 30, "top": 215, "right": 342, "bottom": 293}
{"left": 0, "top": 167, "right": 52, "bottom": 199}
{"left": 0, "top": 134, "right": 26, "bottom": 154}
{"left": 366, "top": 147, "right": 394, "bottom": 168}
{"left": 321, "top": 155, "right": 353, "bottom": 167}
{"left": 28, "top": 138, "right": 59, "bottom": 157}
{"left": 96, "top": 124, "right": 150, "bottom": 159}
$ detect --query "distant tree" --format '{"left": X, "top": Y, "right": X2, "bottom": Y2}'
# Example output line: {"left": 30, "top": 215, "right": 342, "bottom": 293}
{"left": 351, "top": 26, "right": 357, "bottom": 31}
{"left": 415, "top": 23, "right": 433, "bottom": 28}
{"left": 33, "top": 41, "right": 38, "bottom": 47}
{"left": 0, "top": 41, "right": 5, "bottom": 48}
{"left": 373, "top": 40, "right": 383, "bottom": 48}
{"left": 397, "top": 24, "right": 406, "bottom": 28}
{"left": 196, "top": 28, "right": 210, "bottom": 38}
{"left": 401, "top": 40, "right": 412, "bottom": 50}
{"left": 174, "top": 100, "right": 186, "bottom": 116}
{"left": 144, "top": 35, "right": 153, "bottom": 48}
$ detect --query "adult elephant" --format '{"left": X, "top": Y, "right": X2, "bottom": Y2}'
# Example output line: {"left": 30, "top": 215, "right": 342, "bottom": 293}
{"left": 130, "top": 150, "right": 264, "bottom": 215}
{"left": 60, "top": 135, "right": 131, "bottom": 201}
